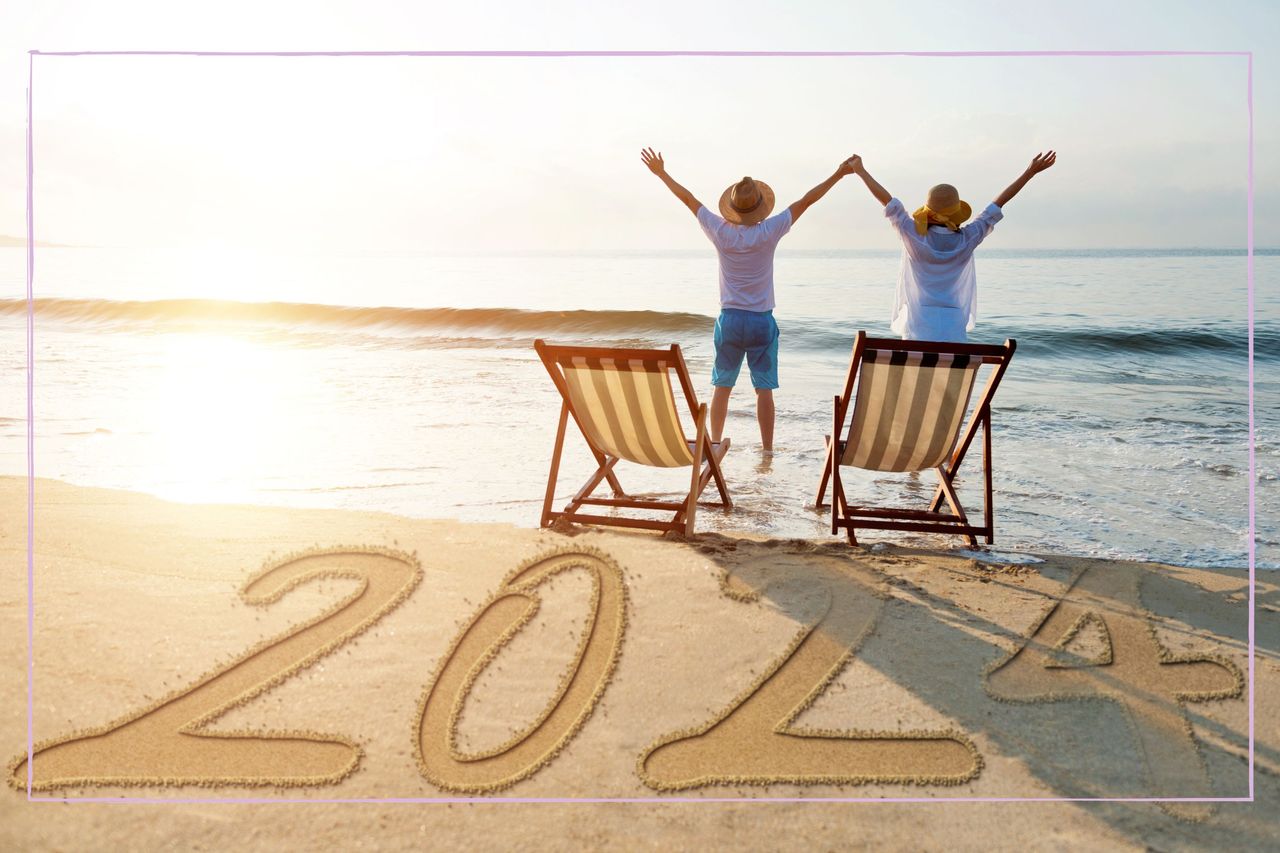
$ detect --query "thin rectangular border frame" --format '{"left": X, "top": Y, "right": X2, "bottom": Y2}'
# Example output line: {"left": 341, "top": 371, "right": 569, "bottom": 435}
{"left": 22, "top": 48, "right": 1257, "bottom": 805}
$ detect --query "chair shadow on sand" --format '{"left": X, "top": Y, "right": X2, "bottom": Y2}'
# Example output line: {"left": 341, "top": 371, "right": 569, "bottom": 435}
{"left": 654, "top": 534, "right": 1276, "bottom": 847}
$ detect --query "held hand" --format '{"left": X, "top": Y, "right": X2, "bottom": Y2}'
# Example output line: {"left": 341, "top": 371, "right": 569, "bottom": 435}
{"left": 1027, "top": 150, "right": 1057, "bottom": 174}
{"left": 841, "top": 155, "right": 864, "bottom": 176}
{"left": 641, "top": 147, "right": 666, "bottom": 176}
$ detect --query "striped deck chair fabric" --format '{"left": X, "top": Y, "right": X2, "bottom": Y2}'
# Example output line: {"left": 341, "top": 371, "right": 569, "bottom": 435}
{"left": 558, "top": 355, "right": 694, "bottom": 468}
{"left": 535, "top": 340, "right": 732, "bottom": 536}
{"left": 817, "top": 332, "right": 1016, "bottom": 547}
{"left": 841, "top": 350, "right": 980, "bottom": 472}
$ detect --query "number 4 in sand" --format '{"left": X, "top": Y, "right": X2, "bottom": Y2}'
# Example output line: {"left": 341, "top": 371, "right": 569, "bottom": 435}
{"left": 984, "top": 561, "right": 1242, "bottom": 820}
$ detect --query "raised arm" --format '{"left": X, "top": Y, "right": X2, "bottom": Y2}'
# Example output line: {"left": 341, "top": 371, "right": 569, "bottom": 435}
{"left": 993, "top": 151, "right": 1056, "bottom": 208}
{"left": 641, "top": 147, "right": 703, "bottom": 216}
{"left": 787, "top": 156, "right": 857, "bottom": 223}
{"left": 848, "top": 155, "right": 892, "bottom": 206}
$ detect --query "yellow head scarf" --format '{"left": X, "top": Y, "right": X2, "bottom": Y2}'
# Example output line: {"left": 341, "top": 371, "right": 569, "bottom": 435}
{"left": 911, "top": 199, "right": 972, "bottom": 236}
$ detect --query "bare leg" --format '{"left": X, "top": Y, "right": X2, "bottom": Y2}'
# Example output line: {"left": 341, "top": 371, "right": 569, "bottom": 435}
{"left": 756, "top": 388, "right": 775, "bottom": 452}
{"left": 710, "top": 386, "right": 733, "bottom": 443}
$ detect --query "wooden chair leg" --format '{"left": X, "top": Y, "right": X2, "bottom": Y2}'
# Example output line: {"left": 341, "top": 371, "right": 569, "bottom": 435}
{"left": 685, "top": 404, "right": 707, "bottom": 536}
{"left": 565, "top": 455, "right": 621, "bottom": 516}
{"left": 693, "top": 458, "right": 718, "bottom": 508}
{"left": 540, "top": 401, "right": 570, "bottom": 527}
{"left": 824, "top": 333, "right": 864, "bottom": 511}
{"left": 833, "top": 466, "right": 857, "bottom": 545}
{"left": 983, "top": 410, "right": 994, "bottom": 544}
{"left": 602, "top": 457, "right": 625, "bottom": 497}
{"left": 935, "top": 466, "right": 977, "bottom": 548}
{"left": 705, "top": 436, "right": 733, "bottom": 509}
{"left": 928, "top": 481, "right": 944, "bottom": 514}
{"left": 836, "top": 477, "right": 858, "bottom": 543}
{"left": 831, "top": 398, "right": 841, "bottom": 534}
{"left": 816, "top": 435, "right": 833, "bottom": 507}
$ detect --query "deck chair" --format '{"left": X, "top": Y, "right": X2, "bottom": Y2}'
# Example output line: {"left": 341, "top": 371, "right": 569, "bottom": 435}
{"left": 815, "top": 332, "right": 1016, "bottom": 546}
{"left": 534, "top": 339, "right": 732, "bottom": 536}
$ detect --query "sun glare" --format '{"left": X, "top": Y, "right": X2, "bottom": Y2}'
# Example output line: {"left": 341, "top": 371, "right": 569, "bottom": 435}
{"left": 142, "top": 334, "right": 306, "bottom": 504}
{"left": 182, "top": 245, "right": 276, "bottom": 305}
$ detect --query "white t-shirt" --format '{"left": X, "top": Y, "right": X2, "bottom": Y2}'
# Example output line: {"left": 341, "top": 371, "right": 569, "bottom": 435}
{"left": 883, "top": 197, "right": 1004, "bottom": 342}
{"left": 697, "top": 206, "right": 793, "bottom": 312}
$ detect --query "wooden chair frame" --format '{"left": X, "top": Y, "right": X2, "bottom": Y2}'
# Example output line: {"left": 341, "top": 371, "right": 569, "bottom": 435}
{"left": 535, "top": 339, "right": 732, "bottom": 536}
{"left": 815, "top": 331, "right": 1017, "bottom": 547}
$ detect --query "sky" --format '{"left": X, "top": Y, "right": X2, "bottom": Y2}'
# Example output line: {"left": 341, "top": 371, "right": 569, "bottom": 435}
{"left": 2, "top": 1, "right": 1277, "bottom": 253}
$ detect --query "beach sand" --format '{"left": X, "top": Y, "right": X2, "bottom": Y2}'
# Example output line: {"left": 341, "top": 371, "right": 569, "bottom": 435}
{"left": 2, "top": 476, "right": 1276, "bottom": 850}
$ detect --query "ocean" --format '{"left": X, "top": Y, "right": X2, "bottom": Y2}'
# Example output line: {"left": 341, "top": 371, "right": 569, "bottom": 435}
{"left": 1, "top": 246, "right": 1275, "bottom": 568}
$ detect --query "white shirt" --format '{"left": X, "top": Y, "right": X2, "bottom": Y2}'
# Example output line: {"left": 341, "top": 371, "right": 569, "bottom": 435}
{"left": 883, "top": 197, "right": 1003, "bottom": 342}
{"left": 697, "top": 206, "right": 793, "bottom": 312}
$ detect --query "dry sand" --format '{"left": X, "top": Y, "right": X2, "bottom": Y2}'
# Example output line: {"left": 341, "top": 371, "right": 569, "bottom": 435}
{"left": 2, "top": 476, "right": 1277, "bottom": 851}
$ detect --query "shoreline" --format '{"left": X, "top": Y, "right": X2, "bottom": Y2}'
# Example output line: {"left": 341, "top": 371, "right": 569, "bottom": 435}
{"left": 2, "top": 476, "right": 1276, "bottom": 850}
{"left": 4, "top": 249, "right": 1272, "bottom": 573}
{"left": 1, "top": 474, "right": 1262, "bottom": 574}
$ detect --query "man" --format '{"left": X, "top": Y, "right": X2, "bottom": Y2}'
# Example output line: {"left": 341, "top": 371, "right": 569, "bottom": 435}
{"left": 641, "top": 147, "right": 855, "bottom": 452}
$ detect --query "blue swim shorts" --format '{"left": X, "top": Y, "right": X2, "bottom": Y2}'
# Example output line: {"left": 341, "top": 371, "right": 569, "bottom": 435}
{"left": 712, "top": 308, "right": 779, "bottom": 390}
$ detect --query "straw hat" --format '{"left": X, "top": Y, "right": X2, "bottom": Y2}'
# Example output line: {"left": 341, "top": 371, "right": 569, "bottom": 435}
{"left": 718, "top": 176, "right": 775, "bottom": 225}
{"left": 912, "top": 184, "right": 972, "bottom": 235}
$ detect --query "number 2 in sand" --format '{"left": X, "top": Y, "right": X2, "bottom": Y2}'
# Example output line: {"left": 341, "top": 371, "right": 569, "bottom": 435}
{"left": 637, "top": 562, "right": 980, "bottom": 790}
{"left": 10, "top": 548, "right": 421, "bottom": 791}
